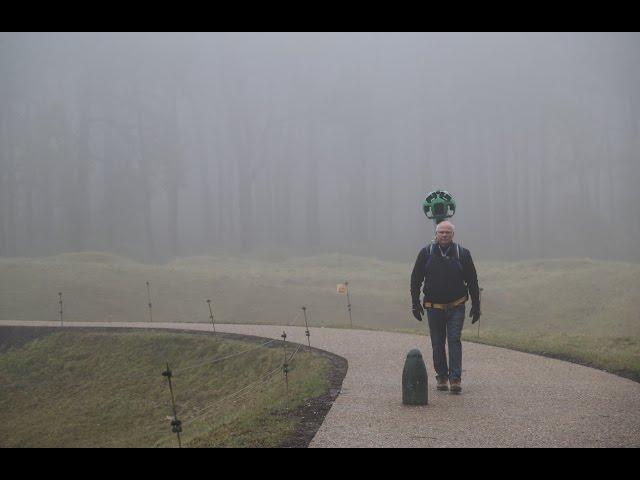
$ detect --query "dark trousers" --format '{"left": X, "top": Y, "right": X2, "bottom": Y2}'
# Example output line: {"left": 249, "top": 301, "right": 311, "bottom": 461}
{"left": 426, "top": 304, "right": 465, "bottom": 381}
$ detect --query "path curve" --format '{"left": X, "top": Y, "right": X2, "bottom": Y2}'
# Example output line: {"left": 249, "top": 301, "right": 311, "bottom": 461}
{"left": 2, "top": 320, "right": 639, "bottom": 447}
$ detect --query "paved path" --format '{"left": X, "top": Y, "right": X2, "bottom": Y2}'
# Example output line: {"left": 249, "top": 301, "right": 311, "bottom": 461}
{"left": 2, "top": 320, "right": 639, "bottom": 448}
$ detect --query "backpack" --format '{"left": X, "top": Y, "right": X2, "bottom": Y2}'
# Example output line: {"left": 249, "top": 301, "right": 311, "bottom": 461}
{"left": 425, "top": 242, "right": 464, "bottom": 275}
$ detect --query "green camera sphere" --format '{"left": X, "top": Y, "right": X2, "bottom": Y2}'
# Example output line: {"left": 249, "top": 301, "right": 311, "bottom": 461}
{"left": 422, "top": 190, "right": 456, "bottom": 222}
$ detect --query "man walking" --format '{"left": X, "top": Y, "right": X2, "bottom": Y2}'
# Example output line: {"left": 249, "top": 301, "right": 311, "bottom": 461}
{"left": 410, "top": 221, "right": 480, "bottom": 394}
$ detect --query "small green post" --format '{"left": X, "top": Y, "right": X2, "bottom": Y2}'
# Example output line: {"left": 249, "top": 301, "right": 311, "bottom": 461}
{"left": 402, "top": 349, "right": 428, "bottom": 405}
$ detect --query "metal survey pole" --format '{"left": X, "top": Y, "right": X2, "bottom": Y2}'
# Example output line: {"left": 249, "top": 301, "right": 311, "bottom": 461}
{"left": 162, "top": 363, "right": 182, "bottom": 448}
{"left": 281, "top": 331, "right": 289, "bottom": 400}
{"left": 302, "top": 306, "right": 310, "bottom": 348}
{"left": 206, "top": 299, "right": 216, "bottom": 333}
{"left": 58, "top": 292, "right": 63, "bottom": 327}
{"left": 345, "top": 282, "right": 352, "bottom": 329}
{"left": 146, "top": 281, "right": 153, "bottom": 323}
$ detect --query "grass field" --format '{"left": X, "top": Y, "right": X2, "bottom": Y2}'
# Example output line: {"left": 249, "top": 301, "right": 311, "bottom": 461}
{"left": 0, "top": 329, "right": 332, "bottom": 447}
{"left": 1, "top": 252, "right": 639, "bottom": 381}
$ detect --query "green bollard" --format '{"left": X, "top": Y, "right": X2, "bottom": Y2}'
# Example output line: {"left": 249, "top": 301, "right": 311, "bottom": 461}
{"left": 402, "top": 349, "right": 428, "bottom": 405}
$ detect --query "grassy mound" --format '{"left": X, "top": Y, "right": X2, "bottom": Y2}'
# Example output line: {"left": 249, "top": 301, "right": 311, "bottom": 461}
{"left": 1, "top": 252, "right": 638, "bottom": 380}
{"left": 49, "top": 251, "right": 136, "bottom": 265}
{"left": 0, "top": 329, "right": 332, "bottom": 448}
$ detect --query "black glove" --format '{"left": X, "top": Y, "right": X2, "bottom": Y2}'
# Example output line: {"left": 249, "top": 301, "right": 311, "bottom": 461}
{"left": 412, "top": 303, "right": 424, "bottom": 322}
{"left": 470, "top": 306, "right": 481, "bottom": 324}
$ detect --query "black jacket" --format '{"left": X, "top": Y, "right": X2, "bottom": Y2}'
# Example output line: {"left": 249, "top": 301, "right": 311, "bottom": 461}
{"left": 410, "top": 242, "right": 480, "bottom": 309}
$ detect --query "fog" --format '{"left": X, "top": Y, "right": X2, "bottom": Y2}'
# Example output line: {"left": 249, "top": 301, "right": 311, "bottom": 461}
{"left": 1, "top": 32, "right": 638, "bottom": 263}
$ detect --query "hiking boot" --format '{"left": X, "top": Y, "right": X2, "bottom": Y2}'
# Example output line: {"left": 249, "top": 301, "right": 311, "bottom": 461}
{"left": 449, "top": 378, "right": 462, "bottom": 394}
{"left": 436, "top": 376, "right": 449, "bottom": 391}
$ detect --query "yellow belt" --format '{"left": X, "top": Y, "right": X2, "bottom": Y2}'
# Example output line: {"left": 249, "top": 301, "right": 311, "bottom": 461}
{"left": 423, "top": 296, "right": 467, "bottom": 310}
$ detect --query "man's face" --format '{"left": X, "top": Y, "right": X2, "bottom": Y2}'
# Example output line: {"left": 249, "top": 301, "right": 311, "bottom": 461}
{"left": 436, "top": 224, "right": 454, "bottom": 245}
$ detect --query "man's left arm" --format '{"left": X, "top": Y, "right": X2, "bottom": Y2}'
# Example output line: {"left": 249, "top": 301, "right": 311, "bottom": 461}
{"left": 461, "top": 248, "right": 481, "bottom": 322}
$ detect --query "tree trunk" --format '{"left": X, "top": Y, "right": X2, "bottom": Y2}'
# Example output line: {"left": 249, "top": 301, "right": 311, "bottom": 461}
{"left": 234, "top": 120, "right": 253, "bottom": 253}
{"left": 135, "top": 112, "right": 156, "bottom": 262}
{"left": 167, "top": 185, "right": 180, "bottom": 258}
{"left": 3, "top": 103, "right": 17, "bottom": 256}
{"left": 0, "top": 109, "right": 6, "bottom": 256}
{"left": 71, "top": 110, "right": 92, "bottom": 253}
{"left": 305, "top": 124, "right": 320, "bottom": 252}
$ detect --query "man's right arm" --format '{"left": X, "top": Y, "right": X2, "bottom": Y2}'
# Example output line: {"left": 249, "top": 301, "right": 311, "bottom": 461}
{"left": 410, "top": 248, "right": 427, "bottom": 306}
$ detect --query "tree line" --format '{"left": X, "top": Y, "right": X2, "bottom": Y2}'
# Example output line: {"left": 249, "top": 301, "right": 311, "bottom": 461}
{"left": 1, "top": 33, "right": 638, "bottom": 263}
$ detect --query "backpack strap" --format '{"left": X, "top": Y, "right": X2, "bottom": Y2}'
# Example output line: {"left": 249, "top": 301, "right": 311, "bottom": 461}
{"left": 425, "top": 242, "right": 464, "bottom": 275}
{"left": 425, "top": 243, "right": 435, "bottom": 272}
{"left": 454, "top": 243, "right": 464, "bottom": 273}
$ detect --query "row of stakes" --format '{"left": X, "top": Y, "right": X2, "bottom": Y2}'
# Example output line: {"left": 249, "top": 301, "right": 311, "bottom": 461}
{"left": 55, "top": 281, "right": 322, "bottom": 339}
{"left": 161, "top": 327, "right": 299, "bottom": 448}
{"left": 147, "top": 281, "right": 346, "bottom": 336}
{"left": 56, "top": 279, "right": 353, "bottom": 332}
{"left": 148, "top": 281, "right": 313, "bottom": 447}
{"left": 55, "top": 282, "right": 484, "bottom": 340}
{"left": 54, "top": 279, "right": 349, "bottom": 447}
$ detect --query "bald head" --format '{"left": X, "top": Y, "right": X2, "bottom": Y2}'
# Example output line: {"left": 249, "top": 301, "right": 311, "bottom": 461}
{"left": 435, "top": 221, "right": 455, "bottom": 246}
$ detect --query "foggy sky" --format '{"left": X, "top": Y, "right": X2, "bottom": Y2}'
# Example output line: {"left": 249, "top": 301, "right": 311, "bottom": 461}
{"left": 1, "top": 32, "right": 639, "bottom": 263}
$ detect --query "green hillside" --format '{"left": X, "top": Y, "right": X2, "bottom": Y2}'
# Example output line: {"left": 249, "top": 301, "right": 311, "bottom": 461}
{"left": 1, "top": 253, "right": 639, "bottom": 380}
{"left": 0, "top": 329, "right": 332, "bottom": 447}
